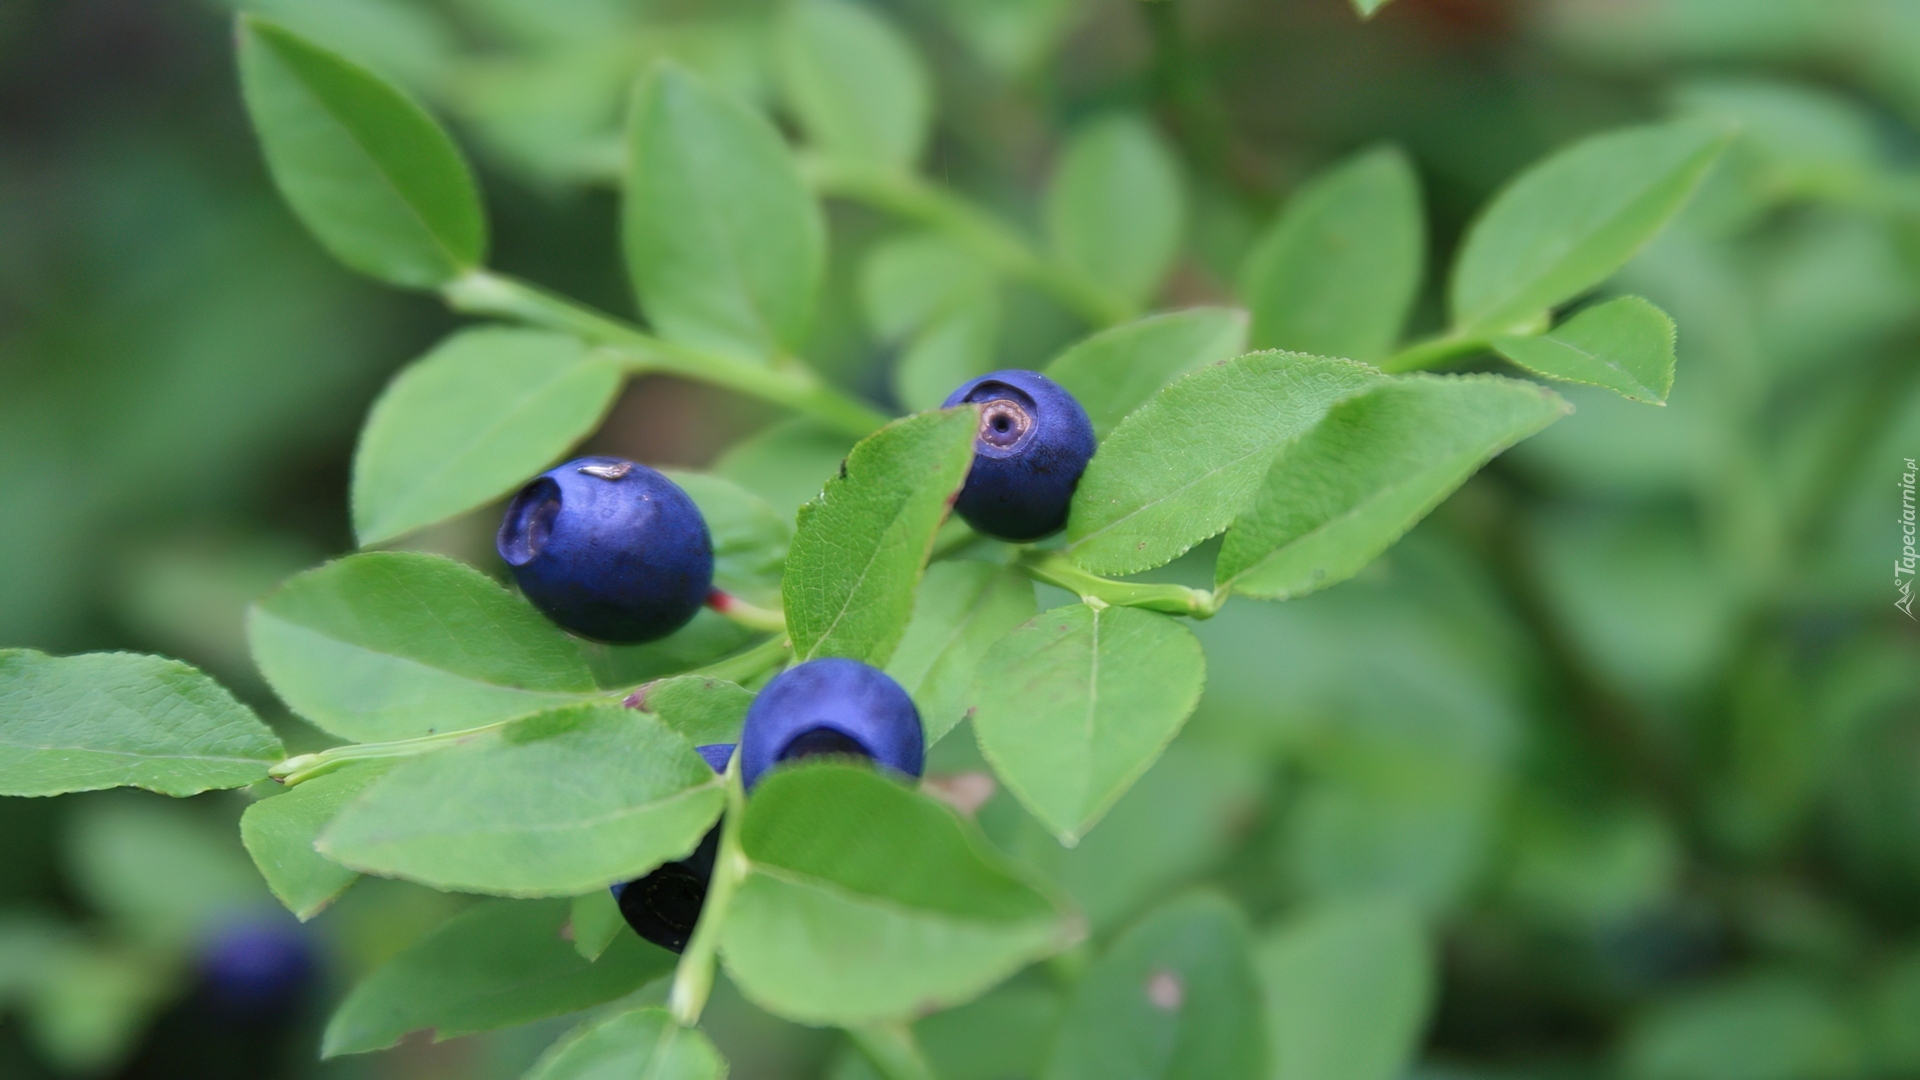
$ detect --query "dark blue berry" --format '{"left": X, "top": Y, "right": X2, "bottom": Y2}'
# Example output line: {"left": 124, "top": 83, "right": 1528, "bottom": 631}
{"left": 942, "top": 369, "right": 1096, "bottom": 542}
{"left": 498, "top": 456, "right": 713, "bottom": 643}
{"left": 197, "top": 919, "right": 315, "bottom": 1013}
{"left": 739, "top": 658, "right": 924, "bottom": 790}
{"left": 612, "top": 742, "right": 732, "bottom": 954}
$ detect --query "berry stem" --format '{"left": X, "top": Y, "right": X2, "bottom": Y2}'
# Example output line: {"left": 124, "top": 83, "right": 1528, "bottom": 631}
{"left": 847, "top": 1021, "right": 940, "bottom": 1080}
{"left": 705, "top": 589, "right": 788, "bottom": 634}
{"left": 442, "top": 270, "right": 891, "bottom": 438}
{"left": 669, "top": 755, "right": 750, "bottom": 1027}
{"left": 1016, "top": 549, "right": 1223, "bottom": 619}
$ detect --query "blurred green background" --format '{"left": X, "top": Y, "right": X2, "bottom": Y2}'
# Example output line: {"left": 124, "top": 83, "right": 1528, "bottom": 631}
{"left": 3, "top": 0, "right": 1919, "bottom": 1077}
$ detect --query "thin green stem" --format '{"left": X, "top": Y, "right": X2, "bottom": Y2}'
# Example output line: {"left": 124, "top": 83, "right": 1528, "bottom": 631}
{"left": 803, "top": 159, "right": 1131, "bottom": 327}
{"left": 1380, "top": 331, "right": 1490, "bottom": 373}
{"left": 706, "top": 589, "right": 788, "bottom": 634}
{"left": 1017, "top": 549, "right": 1222, "bottom": 619}
{"left": 670, "top": 759, "right": 749, "bottom": 1026}
{"left": 442, "top": 270, "right": 891, "bottom": 438}
{"left": 270, "top": 721, "right": 519, "bottom": 786}
{"left": 847, "top": 1022, "right": 941, "bottom": 1080}
{"left": 687, "top": 633, "right": 792, "bottom": 688}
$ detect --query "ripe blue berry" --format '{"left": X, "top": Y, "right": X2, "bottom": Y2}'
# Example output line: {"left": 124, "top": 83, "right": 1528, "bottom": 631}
{"left": 198, "top": 919, "right": 315, "bottom": 1013}
{"left": 612, "top": 742, "right": 732, "bottom": 954}
{"left": 942, "top": 369, "right": 1096, "bottom": 542}
{"left": 498, "top": 456, "right": 713, "bottom": 643}
{"left": 739, "top": 658, "right": 924, "bottom": 790}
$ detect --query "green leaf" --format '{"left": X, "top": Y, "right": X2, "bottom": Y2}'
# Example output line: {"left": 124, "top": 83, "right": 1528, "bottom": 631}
{"left": 894, "top": 293, "right": 1001, "bottom": 413}
{"left": 525, "top": 1007, "right": 726, "bottom": 1080}
{"left": 861, "top": 233, "right": 997, "bottom": 342}
{"left": 972, "top": 605, "right": 1206, "bottom": 844}
{"left": 1046, "top": 115, "right": 1185, "bottom": 312}
{"left": 352, "top": 329, "right": 624, "bottom": 546}
{"left": 0, "top": 650, "right": 281, "bottom": 798}
{"left": 319, "top": 703, "right": 724, "bottom": 896}
{"left": 1450, "top": 119, "right": 1730, "bottom": 335}
{"left": 778, "top": 0, "right": 931, "bottom": 171}
{"left": 322, "top": 898, "right": 674, "bottom": 1057}
{"left": 629, "top": 674, "right": 754, "bottom": 746}
{"left": 248, "top": 552, "right": 598, "bottom": 743}
{"left": 1241, "top": 146, "right": 1424, "bottom": 364}
{"left": 1254, "top": 899, "right": 1434, "bottom": 1080}
{"left": 1351, "top": 0, "right": 1396, "bottom": 16}
{"left": 1621, "top": 975, "right": 1862, "bottom": 1080}
{"left": 886, "top": 561, "right": 1037, "bottom": 744}
{"left": 241, "top": 761, "right": 391, "bottom": 920}
{"left": 714, "top": 419, "right": 857, "bottom": 519}
{"left": 568, "top": 890, "right": 624, "bottom": 963}
{"left": 667, "top": 471, "right": 791, "bottom": 606}
{"left": 1217, "top": 375, "right": 1570, "bottom": 599}
{"left": 1046, "top": 309, "right": 1249, "bottom": 439}
{"left": 236, "top": 16, "right": 485, "bottom": 287}
{"left": 784, "top": 409, "right": 979, "bottom": 665}
{"left": 721, "top": 764, "right": 1078, "bottom": 1026}
{"left": 66, "top": 794, "right": 268, "bottom": 948}
{"left": 1044, "top": 893, "right": 1266, "bottom": 1080}
{"left": 1066, "top": 352, "right": 1384, "bottom": 576}
{"left": 1494, "top": 295, "right": 1678, "bottom": 404}
{"left": 624, "top": 65, "right": 825, "bottom": 359}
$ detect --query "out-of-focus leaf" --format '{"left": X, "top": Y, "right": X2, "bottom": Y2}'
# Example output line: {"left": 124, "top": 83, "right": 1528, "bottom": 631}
{"left": 237, "top": 17, "right": 486, "bottom": 287}
{"left": 1351, "top": 0, "right": 1397, "bottom": 15}
{"left": 1620, "top": 975, "right": 1863, "bottom": 1080}
{"left": 320, "top": 703, "right": 724, "bottom": 896}
{"left": 721, "top": 765, "right": 1078, "bottom": 1025}
{"left": 1046, "top": 116, "right": 1185, "bottom": 313}
{"left": 22, "top": 944, "right": 170, "bottom": 1075}
{"left": 0, "top": 650, "right": 281, "bottom": 798}
{"left": 1046, "top": 309, "right": 1249, "bottom": 438}
{"left": 625, "top": 65, "right": 824, "bottom": 358}
{"left": 784, "top": 409, "right": 977, "bottom": 665}
{"left": 1671, "top": 78, "right": 1879, "bottom": 210}
{"left": 779, "top": 0, "right": 931, "bottom": 171}
{"left": 1241, "top": 147, "right": 1423, "bottom": 363}
{"left": 715, "top": 419, "right": 857, "bottom": 519}
{"left": 67, "top": 794, "right": 268, "bottom": 948}
{"left": 668, "top": 470, "right": 791, "bottom": 605}
{"left": 917, "top": 982, "right": 1064, "bottom": 1080}
{"left": 322, "top": 898, "right": 675, "bottom": 1056}
{"left": 352, "top": 328, "right": 623, "bottom": 546}
{"left": 888, "top": 561, "right": 1037, "bottom": 744}
{"left": 1495, "top": 295, "right": 1676, "bottom": 403}
{"left": 894, "top": 291, "right": 1001, "bottom": 413}
{"left": 568, "top": 889, "right": 624, "bottom": 963}
{"left": 1254, "top": 899, "right": 1433, "bottom": 1080}
{"left": 526, "top": 1007, "right": 726, "bottom": 1080}
{"left": 242, "top": 762, "right": 392, "bottom": 920}
{"left": 225, "top": 0, "right": 456, "bottom": 89}
{"left": 248, "top": 552, "right": 598, "bottom": 743}
{"left": 972, "top": 605, "right": 1206, "bottom": 844}
{"left": 862, "top": 232, "right": 998, "bottom": 342}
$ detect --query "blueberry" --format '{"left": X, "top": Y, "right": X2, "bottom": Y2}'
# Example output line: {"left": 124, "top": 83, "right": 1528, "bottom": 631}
{"left": 612, "top": 742, "right": 732, "bottom": 954}
{"left": 942, "top": 369, "right": 1096, "bottom": 542}
{"left": 739, "top": 658, "right": 924, "bottom": 790}
{"left": 197, "top": 918, "right": 315, "bottom": 1013}
{"left": 498, "top": 456, "right": 714, "bottom": 643}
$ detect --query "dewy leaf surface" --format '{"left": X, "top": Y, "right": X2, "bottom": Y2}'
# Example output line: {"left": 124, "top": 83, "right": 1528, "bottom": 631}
{"left": 1218, "top": 375, "right": 1569, "bottom": 599}
{"left": 1046, "top": 308, "right": 1249, "bottom": 438}
{"left": 525, "top": 1007, "right": 726, "bottom": 1080}
{"left": 1044, "top": 893, "right": 1266, "bottom": 1080}
{"left": 887, "top": 560, "right": 1037, "bottom": 743}
{"left": 236, "top": 17, "right": 485, "bottom": 287}
{"left": 1241, "top": 146, "right": 1424, "bottom": 364}
{"left": 1255, "top": 899, "right": 1435, "bottom": 1080}
{"left": 1450, "top": 119, "right": 1730, "bottom": 335}
{"left": 624, "top": 65, "right": 825, "bottom": 359}
{"left": 322, "top": 898, "right": 674, "bottom": 1057}
{"left": 0, "top": 650, "right": 281, "bottom": 798}
{"left": 319, "top": 703, "right": 724, "bottom": 896}
{"left": 784, "top": 408, "right": 978, "bottom": 665}
{"left": 971, "top": 605, "right": 1207, "bottom": 843}
{"left": 1494, "top": 295, "right": 1678, "bottom": 404}
{"left": 778, "top": 0, "right": 930, "bottom": 171}
{"left": 248, "top": 551, "right": 598, "bottom": 743}
{"left": 1046, "top": 115, "right": 1185, "bottom": 312}
{"left": 1066, "top": 352, "right": 1384, "bottom": 576}
{"left": 352, "top": 328, "right": 624, "bottom": 546}
{"left": 241, "top": 761, "right": 391, "bottom": 920}
{"left": 721, "top": 765, "right": 1078, "bottom": 1026}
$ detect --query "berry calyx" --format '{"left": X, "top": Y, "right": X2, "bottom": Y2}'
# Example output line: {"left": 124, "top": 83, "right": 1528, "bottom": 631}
{"left": 942, "top": 370, "right": 1096, "bottom": 541}
{"left": 739, "top": 658, "right": 924, "bottom": 790}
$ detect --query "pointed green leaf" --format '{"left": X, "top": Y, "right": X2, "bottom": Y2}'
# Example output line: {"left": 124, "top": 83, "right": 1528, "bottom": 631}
{"left": 241, "top": 761, "right": 391, "bottom": 920}
{"left": 667, "top": 471, "right": 791, "bottom": 606}
{"left": 1046, "top": 309, "right": 1249, "bottom": 438}
{"left": 886, "top": 561, "right": 1037, "bottom": 743}
{"left": 1044, "top": 893, "right": 1266, "bottom": 1080}
{"left": 322, "top": 898, "right": 674, "bottom": 1057}
{"left": 236, "top": 16, "right": 485, "bottom": 287}
{"left": 248, "top": 552, "right": 598, "bottom": 743}
{"left": 972, "top": 605, "right": 1206, "bottom": 843}
{"left": 629, "top": 675, "right": 754, "bottom": 746}
{"left": 526, "top": 1007, "right": 726, "bottom": 1080}
{"left": 1255, "top": 899, "right": 1434, "bottom": 1080}
{"left": 1242, "top": 146, "right": 1423, "bottom": 364}
{"left": 894, "top": 293, "right": 1001, "bottom": 413}
{"left": 1450, "top": 119, "right": 1730, "bottom": 335}
{"left": 568, "top": 890, "right": 625, "bottom": 963}
{"left": 0, "top": 650, "right": 281, "bottom": 798}
{"left": 1066, "top": 352, "right": 1384, "bottom": 576}
{"left": 625, "top": 65, "right": 825, "bottom": 358}
{"left": 779, "top": 0, "right": 932, "bottom": 171}
{"left": 319, "top": 703, "right": 724, "bottom": 896}
{"left": 721, "top": 765, "right": 1079, "bottom": 1026}
{"left": 1218, "top": 375, "right": 1569, "bottom": 599}
{"left": 861, "top": 232, "right": 997, "bottom": 342}
{"left": 1494, "top": 295, "right": 1677, "bottom": 404}
{"left": 352, "top": 328, "right": 624, "bottom": 546}
{"left": 1047, "top": 115, "right": 1185, "bottom": 312}
{"left": 784, "top": 409, "right": 979, "bottom": 665}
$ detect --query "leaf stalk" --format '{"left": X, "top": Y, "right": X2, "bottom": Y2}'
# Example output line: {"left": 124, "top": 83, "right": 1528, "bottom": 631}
{"left": 670, "top": 757, "right": 750, "bottom": 1026}
{"left": 1016, "top": 549, "right": 1222, "bottom": 619}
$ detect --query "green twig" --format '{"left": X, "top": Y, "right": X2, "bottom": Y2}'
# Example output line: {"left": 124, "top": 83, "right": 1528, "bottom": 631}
{"left": 706, "top": 589, "right": 788, "bottom": 634}
{"left": 670, "top": 758, "right": 750, "bottom": 1026}
{"left": 1017, "top": 549, "right": 1222, "bottom": 618}
{"left": 848, "top": 1022, "right": 941, "bottom": 1080}
{"left": 442, "top": 270, "right": 891, "bottom": 438}
{"left": 270, "top": 722, "right": 517, "bottom": 786}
